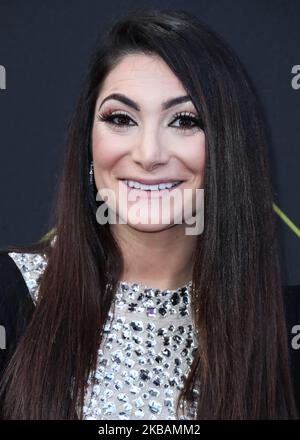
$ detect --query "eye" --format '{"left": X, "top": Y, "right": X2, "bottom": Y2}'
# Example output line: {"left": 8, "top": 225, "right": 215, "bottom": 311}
{"left": 96, "top": 110, "right": 136, "bottom": 129}
{"left": 169, "top": 111, "right": 204, "bottom": 132}
{"left": 96, "top": 109, "right": 204, "bottom": 133}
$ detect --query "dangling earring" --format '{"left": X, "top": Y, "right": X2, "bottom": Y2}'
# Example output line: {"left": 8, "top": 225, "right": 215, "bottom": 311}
{"left": 89, "top": 161, "right": 94, "bottom": 185}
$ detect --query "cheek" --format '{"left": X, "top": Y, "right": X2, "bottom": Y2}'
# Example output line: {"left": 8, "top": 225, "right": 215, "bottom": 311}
{"left": 92, "top": 127, "right": 125, "bottom": 170}
{"left": 178, "top": 134, "right": 206, "bottom": 176}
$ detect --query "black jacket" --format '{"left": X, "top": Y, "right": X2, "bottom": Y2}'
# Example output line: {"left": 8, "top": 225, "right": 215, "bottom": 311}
{"left": 0, "top": 250, "right": 299, "bottom": 417}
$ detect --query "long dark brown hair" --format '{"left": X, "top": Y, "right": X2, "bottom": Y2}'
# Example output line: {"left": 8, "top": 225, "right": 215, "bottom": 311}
{"left": 0, "top": 8, "right": 298, "bottom": 419}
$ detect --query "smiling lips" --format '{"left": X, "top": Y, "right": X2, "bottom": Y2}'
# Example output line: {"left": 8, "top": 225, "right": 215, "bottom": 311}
{"left": 121, "top": 177, "right": 184, "bottom": 184}
{"left": 118, "top": 178, "right": 184, "bottom": 198}
{"left": 120, "top": 177, "right": 184, "bottom": 189}
{"left": 125, "top": 180, "right": 181, "bottom": 190}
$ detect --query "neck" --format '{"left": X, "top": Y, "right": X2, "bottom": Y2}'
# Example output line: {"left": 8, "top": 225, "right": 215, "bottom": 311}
{"left": 111, "top": 223, "right": 197, "bottom": 291}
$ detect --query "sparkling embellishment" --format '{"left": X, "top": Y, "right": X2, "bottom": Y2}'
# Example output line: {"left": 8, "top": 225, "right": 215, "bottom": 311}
{"left": 8, "top": 251, "right": 48, "bottom": 304}
{"left": 8, "top": 237, "right": 198, "bottom": 420}
{"left": 147, "top": 307, "right": 156, "bottom": 317}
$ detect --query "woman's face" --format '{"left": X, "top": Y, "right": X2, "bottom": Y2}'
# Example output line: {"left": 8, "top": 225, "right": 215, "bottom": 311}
{"left": 92, "top": 53, "right": 205, "bottom": 232}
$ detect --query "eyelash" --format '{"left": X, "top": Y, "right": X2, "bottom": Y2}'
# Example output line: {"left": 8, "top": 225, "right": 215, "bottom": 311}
{"left": 96, "top": 110, "right": 204, "bottom": 133}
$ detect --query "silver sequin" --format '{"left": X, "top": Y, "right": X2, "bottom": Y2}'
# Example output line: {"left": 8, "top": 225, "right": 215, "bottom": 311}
{"left": 8, "top": 239, "right": 198, "bottom": 420}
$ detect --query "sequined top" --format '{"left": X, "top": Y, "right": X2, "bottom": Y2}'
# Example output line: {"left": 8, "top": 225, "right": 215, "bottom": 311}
{"left": 8, "top": 242, "right": 198, "bottom": 420}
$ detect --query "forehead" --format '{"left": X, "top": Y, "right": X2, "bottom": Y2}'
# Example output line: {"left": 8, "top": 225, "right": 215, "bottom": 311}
{"left": 98, "top": 53, "right": 186, "bottom": 102}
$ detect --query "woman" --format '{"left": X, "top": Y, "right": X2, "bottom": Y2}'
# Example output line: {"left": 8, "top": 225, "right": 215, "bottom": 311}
{"left": 0, "top": 9, "right": 299, "bottom": 420}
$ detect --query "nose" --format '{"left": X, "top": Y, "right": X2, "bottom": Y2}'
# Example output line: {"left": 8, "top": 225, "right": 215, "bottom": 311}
{"left": 130, "top": 127, "right": 169, "bottom": 172}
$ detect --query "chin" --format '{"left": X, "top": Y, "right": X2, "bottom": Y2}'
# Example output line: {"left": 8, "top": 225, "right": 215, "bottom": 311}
{"left": 126, "top": 221, "right": 175, "bottom": 233}
{"left": 119, "top": 208, "right": 182, "bottom": 230}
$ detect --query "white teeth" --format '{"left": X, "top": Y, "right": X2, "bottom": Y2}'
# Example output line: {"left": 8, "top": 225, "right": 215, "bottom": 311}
{"left": 158, "top": 182, "right": 177, "bottom": 190}
{"left": 124, "top": 180, "right": 181, "bottom": 190}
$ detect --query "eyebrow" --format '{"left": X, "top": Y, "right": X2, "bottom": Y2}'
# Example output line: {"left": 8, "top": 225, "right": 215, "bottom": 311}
{"left": 98, "top": 93, "right": 192, "bottom": 112}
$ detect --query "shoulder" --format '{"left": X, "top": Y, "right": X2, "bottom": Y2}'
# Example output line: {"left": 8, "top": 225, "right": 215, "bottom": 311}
{"left": 0, "top": 249, "right": 48, "bottom": 374}
{"left": 4, "top": 250, "right": 48, "bottom": 305}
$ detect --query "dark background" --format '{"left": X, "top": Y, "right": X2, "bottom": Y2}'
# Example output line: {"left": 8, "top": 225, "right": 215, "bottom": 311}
{"left": 0, "top": 0, "right": 299, "bottom": 284}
